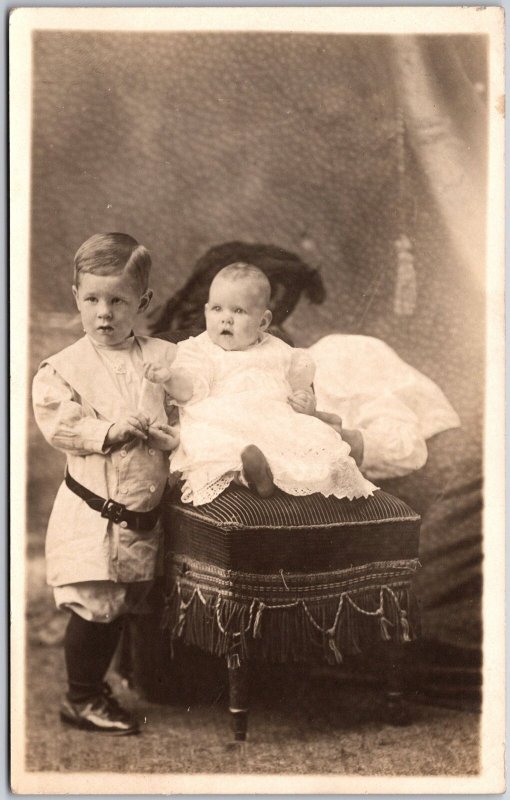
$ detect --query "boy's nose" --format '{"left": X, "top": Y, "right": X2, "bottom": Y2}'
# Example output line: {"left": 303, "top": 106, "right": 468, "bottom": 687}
{"left": 98, "top": 304, "right": 112, "bottom": 319}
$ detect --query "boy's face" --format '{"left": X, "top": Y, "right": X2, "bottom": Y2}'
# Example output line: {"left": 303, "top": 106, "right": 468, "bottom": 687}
{"left": 205, "top": 277, "right": 271, "bottom": 351}
{"left": 72, "top": 272, "right": 152, "bottom": 346}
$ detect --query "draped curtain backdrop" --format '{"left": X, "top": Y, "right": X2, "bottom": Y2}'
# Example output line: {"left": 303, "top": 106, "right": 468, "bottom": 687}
{"left": 29, "top": 33, "right": 487, "bottom": 661}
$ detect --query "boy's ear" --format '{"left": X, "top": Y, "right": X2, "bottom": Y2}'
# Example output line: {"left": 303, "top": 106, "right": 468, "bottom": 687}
{"left": 71, "top": 285, "right": 79, "bottom": 309}
{"left": 260, "top": 309, "right": 272, "bottom": 331}
{"left": 138, "top": 289, "right": 153, "bottom": 313}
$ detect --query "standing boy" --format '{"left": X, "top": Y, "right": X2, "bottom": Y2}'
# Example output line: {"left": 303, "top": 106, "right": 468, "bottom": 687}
{"left": 33, "top": 232, "right": 183, "bottom": 735}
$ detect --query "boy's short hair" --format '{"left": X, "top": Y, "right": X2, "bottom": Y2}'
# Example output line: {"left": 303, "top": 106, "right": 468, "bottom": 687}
{"left": 215, "top": 262, "right": 271, "bottom": 308}
{"left": 74, "top": 233, "right": 151, "bottom": 293}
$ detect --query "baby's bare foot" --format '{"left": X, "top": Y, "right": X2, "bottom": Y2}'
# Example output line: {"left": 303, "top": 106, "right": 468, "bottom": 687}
{"left": 241, "top": 445, "right": 274, "bottom": 499}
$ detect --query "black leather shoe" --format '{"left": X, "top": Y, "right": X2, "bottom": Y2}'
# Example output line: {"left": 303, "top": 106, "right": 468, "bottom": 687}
{"left": 60, "top": 683, "right": 140, "bottom": 735}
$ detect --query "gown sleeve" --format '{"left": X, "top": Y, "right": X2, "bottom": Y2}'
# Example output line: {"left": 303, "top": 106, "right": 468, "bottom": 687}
{"left": 356, "top": 395, "right": 429, "bottom": 479}
{"left": 32, "top": 363, "right": 113, "bottom": 455}
{"left": 170, "top": 336, "right": 215, "bottom": 405}
{"left": 287, "top": 348, "right": 316, "bottom": 392}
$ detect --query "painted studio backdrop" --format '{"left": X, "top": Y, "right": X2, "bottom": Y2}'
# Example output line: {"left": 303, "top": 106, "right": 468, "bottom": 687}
{"left": 29, "top": 32, "right": 486, "bottom": 698}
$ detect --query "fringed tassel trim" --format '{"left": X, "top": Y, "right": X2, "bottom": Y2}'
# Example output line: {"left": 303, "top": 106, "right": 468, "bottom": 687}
{"left": 162, "top": 580, "right": 419, "bottom": 664}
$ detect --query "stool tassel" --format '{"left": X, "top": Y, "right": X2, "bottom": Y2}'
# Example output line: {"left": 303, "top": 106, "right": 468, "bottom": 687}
{"left": 380, "top": 615, "right": 393, "bottom": 642}
{"left": 400, "top": 610, "right": 411, "bottom": 642}
{"left": 253, "top": 603, "right": 265, "bottom": 639}
{"left": 328, "top": 636, "right": 343, "bottom": 664}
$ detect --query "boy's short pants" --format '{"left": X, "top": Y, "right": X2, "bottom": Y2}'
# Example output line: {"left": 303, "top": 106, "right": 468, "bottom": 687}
{"left": 54, "top": 580, "right": 153, "bottom": 623}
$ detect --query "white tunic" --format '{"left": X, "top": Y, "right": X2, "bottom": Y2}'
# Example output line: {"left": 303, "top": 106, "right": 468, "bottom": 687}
{"left": 170, "top": 332, "right": 377, "bottom": 505}
{"left": 32, "top": 334, "right": 177, "bottom": 586}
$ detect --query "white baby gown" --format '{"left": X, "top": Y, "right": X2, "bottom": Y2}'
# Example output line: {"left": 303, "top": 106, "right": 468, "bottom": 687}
{"left": 170, "top": 332, "right": 377, "bottom": 506}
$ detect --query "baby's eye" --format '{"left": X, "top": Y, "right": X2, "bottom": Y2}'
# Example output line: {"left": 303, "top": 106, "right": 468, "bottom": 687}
{"left": 211, "top": 305, "right": 221, "bottom": 312}
{"left": 234, "top": 308, "right": 245, "bottom": 314}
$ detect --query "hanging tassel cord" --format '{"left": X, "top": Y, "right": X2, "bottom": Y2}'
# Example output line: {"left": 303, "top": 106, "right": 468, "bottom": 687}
{"left": 393, "top": 107, "right": 417, "bottom": 317}
{"left": 162, "top": 577, "right": 417, "bottom": 664}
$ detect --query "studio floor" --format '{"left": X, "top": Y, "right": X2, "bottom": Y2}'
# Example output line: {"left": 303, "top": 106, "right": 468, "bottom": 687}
{"left": 23, "top": 555, "right": 480, "bottom": 777}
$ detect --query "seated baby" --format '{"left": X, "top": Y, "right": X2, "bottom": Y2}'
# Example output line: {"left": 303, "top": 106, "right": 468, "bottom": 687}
{"left": 145, "top": 262, "right": 377, "bottom": 506}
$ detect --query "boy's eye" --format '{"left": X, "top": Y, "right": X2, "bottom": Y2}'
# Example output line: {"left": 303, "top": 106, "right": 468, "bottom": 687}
{"left": 112, "top": 297, "right": 124, "bottom": 305}
{"left": 85, "top": 296, "right": 97, "bottom": 303}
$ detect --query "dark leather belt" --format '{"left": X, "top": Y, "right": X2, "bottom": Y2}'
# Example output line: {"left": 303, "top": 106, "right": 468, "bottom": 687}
{"left": 65, "top": 471, "right": 161, "bottom": 531}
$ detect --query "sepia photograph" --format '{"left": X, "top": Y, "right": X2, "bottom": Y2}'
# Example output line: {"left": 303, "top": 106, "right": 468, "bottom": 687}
{"left": 10, "top": 7, "right": 505, "bottom": 794}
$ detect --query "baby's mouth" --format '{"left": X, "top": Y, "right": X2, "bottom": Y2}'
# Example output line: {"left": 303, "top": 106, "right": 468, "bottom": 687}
{"left": 220, "top": 330, "right": 233, "bottom": 336}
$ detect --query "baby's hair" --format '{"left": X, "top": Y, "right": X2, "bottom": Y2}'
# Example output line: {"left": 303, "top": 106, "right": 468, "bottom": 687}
{"left": 214, "top": 262, "right": 271, "bottom": 308}
{"left": 73, "top": 233, "right": 151, "bottom": 293}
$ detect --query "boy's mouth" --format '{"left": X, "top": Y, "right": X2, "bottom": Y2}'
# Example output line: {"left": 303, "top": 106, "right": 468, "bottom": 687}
{"left": 97, "top": 325, "right": 114, "bottom": 333}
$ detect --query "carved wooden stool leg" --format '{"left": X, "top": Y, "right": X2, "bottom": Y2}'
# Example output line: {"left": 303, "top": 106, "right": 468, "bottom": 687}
{"left": 381, "top": 642, "right": 412, "bottom": 726}
{"left": 228, "top": 661, "right": 249, "bottom": 741}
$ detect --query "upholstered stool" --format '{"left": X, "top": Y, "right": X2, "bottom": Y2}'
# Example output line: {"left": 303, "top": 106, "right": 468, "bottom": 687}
{"left": 160, "top": 483, "right": 421, "bottom": 740}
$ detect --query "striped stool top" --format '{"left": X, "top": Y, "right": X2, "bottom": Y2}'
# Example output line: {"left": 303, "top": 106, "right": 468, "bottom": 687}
{"left": 163, "top": 485, "right": 420, "bottom": 573}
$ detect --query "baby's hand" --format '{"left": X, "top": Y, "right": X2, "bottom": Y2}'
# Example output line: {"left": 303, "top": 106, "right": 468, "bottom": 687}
{"left": 147, "top": 423, "right": 180, "bottom": 452}
{"left": 144, "top": 362, "right": 173, "bottom": 384}
{"left": 106, "top": 412, "right": 149, "bottom": 446}
{"left": 288, "top": 389, "right": 317, "bottom": 415}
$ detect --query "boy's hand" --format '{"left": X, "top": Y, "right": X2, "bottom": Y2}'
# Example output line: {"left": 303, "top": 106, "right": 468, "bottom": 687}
{"left": 288, "top": 389, "right": 317, "bottom": 415}
{"left": 147, "top": 424, "right": 179, "bottom": 451}
{"left": 144, "top": 362, "right": 173, "bottom": 384}
{"left": 105, "top": 412, "right": 149, "bottom": 446}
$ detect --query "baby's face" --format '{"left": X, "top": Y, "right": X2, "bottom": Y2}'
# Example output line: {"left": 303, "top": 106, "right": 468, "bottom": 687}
{"left": 72, "top": 272, "right": 151, "bottom": 346}
{"left": 205, "top": 277, "right": 271, "bottom": 351}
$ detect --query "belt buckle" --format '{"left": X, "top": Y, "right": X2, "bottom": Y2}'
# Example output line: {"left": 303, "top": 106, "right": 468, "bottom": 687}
{"left": 101, "top": 498, "right": 126, "bottom": 524}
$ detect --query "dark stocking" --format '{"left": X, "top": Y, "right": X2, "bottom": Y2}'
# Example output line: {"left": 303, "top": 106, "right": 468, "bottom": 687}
{"left": 64, "top": 611, "right": 124, "bottom": 702}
